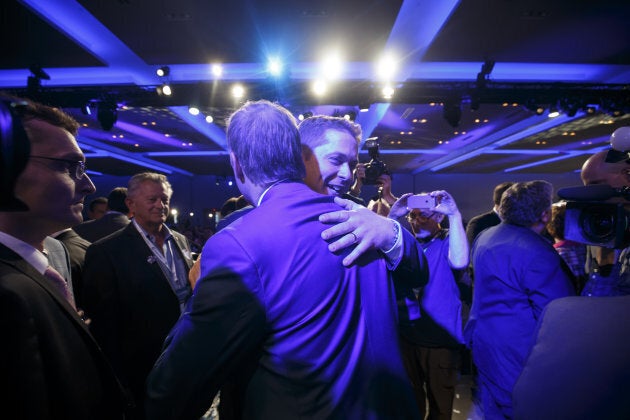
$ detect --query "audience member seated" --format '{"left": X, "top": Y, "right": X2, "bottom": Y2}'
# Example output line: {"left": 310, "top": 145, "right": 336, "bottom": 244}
{"left": 74, "top": 187, "right": 129, "bottom": 242}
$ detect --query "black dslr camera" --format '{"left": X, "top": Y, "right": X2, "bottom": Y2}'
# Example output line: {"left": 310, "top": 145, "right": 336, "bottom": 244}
{"left": 363, "top": 138, "right": 388, "bottom": 185}
{"left": 558, "top": 184, "right": 630, "bottom": 249}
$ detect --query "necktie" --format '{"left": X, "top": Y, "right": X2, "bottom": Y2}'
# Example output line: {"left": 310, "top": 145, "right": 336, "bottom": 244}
{"left": 44, "top": 266, "right": 76, "bottom": 309}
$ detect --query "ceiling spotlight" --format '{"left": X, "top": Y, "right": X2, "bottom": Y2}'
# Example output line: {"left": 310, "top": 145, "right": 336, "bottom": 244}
{"left": 343, "top": 111, "right": 357, "bottom": 121}
{"left": 382, "top": 85, "right": 395, "bottom": 100}
{"left": 157, "top": 83, "right": 172, "bottom": 96}
{"left": 359, "top": 103, "right": 370, "bottom": 112}
{"left": 188, "top": 106, "right": 200, "bottom": 116}
{"left": 298, "top": 111, "right": 313, "bottom": 121}
{"left": 321, "top": 52, "right": 343, "bottom": 80}
{"left": 443, "top": 99, "right": 462, "bottom": 128}
{"left": 548, "top": 108, "right": 560, "bottom": 118}
{"left": 376, "top": 54, "right": 398, "bottom": 81}
{"left": 232, "top": 84, "right": 245, "bottom": 99}
{"left": 156, "top": 66, "right": 170, "bottom": 77}
{"left": 205, "top": 115, "right": 214, "bottom": 123}
{"left": 211, "top": 63, "right": 223, "bottom": 77}
{"left": 81, "top": 103, "right": 92, "bottom": 116}
{"left": 312, "top": 80, "right": 327, "bottom": 96}
{"left": 97, "top": 101, "right": 118, "bottom": 131}
{"left": 585, "top": 104, "right": 598, "bottom": 114}
{"left": 267, "top": 57, "right": 283, "bottom": 76}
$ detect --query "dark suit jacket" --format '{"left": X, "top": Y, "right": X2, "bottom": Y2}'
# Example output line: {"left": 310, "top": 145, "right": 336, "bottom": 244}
{"left": 73, "top": 212, "right": 129, "bottom": 243}
{"left": 0, "top": 243, "right": 128, "bottom": 419}
{"left": 146, "top": 182, "right": 423, "bottom": 420}
{"left": 82, "top": 223, "right": 193, "bottom": 415}
{"left": 54, "top": 229, "right": 91, "bottom": 308}
{"left": 465, "top": 209, "right": 500, "bottom": 246}
{"left": 513, "top": 295, "right": 630, "bottom": 420}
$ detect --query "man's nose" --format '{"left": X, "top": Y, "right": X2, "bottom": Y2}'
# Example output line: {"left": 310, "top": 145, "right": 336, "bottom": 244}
{"left": 339, "top": 163, "right": 352, "bottom": 179}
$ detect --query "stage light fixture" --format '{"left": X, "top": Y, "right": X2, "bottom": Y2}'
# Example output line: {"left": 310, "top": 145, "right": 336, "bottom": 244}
{"left": 359, "top": 103, "right": 370, "bottom": 112}
{"left": 312, "top": 80, "right": 327, "bottom": 96}
{"left": 211, "top": 63, "right": 223, "bottom": 77}
{"left": 205, "top": 115, "right": 214, "bottom": 123}
{"left": 298, "top": 111, "right": 313, "bottom": 121}
{"left": 344, "top": 111, "right": 357, "bottom": 121}
{"left": 97, "top": 101, "right": 118, "bottom": 131}
{"left": 157, "top": 83, "right": 172, "bottom": 96}
{"left": 81, "top": 103, "right": 92, "bottom": 115}
{"left": 548, "top": 107, "right": 560, "bottom": 118}
{"left": 382, "top": 85, "right": 394, "bottom": 100}
{"left": 267, "top": 57, "right": 283, "bottom": 76}
{"left": 443, "top": 99, "right": 462, "bottom": 128}
{"left": 156, "top": 66, "right": 170, "bottom": 77}
{"left": 232, "top": 84, "right": 245, "bottom": 99}
{"left": 188, "top": 106, "right": 200, "bottom": 116}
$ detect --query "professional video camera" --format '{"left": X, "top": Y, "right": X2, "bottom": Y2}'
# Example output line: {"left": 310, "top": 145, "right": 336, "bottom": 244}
{"left": 557, "top": 127, "right": 630, "bottom": 249}
{"left": 363, "top": 138, "right": 388, "bottom": 185}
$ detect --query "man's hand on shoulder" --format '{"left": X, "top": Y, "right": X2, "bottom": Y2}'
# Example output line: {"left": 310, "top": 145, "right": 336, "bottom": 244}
{"left": 319, "top": 196, "right": 398, "bottom": 266}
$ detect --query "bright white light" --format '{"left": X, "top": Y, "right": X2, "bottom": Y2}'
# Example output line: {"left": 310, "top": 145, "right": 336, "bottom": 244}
{"left": 376, "top": 54, "right": 398, "bottom": 80}
{"left": 170, "top": 209, "right": 178, "bottom": 216}
{"left": 205, "top": 115, "right": 214, "bottom": 123}
{"left": 312, "top": 79, "right": 327, "bottom": 96}
{"left": 189, "top": 212, "right": 194, "bottom": 217}
{"left": 188, "top": 106, "right": 200, "bottom": 116}
{"left": 321, "top": 52, "right": 343, "bottom": 80}
{"left": 228, "top": 180, "right": 233, "bottom": 186}
{"left": 382, "top": 85, "right": 395, "bottom": 99}
{"left": 158, "top": 84, "right": 172, "bottom": 96}
{"left": 232, "top": 84, "right": 245, "bottom": 99}
{"left": 298, "top": 114, "right": 305, "bottom": 121}
{"left": 267, "top": 57, "right": 283, "bottom": 76}
{"left": 211, "top": 63, "right": 223, "bottom": 77}
{"left": 548, "top": 110, "right": 560, "bottom": 118}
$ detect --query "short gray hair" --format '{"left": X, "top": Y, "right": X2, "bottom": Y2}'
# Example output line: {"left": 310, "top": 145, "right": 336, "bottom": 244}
{"left": 127, "top": 172, "right": 172, "bottom": 198}
{"left": 226, "top": 100, "right": 305, "bottom": 186}
{"left": 499, "top": 180, "right": 553, "bottom": 226}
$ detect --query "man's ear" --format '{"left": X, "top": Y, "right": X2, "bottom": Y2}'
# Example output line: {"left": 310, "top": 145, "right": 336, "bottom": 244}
{"left": 230, "top": 152, "right": 245, "bottom": 183}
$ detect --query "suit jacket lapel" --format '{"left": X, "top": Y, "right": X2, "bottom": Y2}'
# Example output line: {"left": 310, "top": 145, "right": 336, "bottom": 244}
{"left": 0, "top": 244, "right": 91, "bottom": 332}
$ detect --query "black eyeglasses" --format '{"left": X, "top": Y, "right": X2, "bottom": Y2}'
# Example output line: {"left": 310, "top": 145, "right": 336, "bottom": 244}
{"left": 30, "top": 156, "right": 87, "bottom": 180}
{"left": 407, "top": 211, "right": 434, "bottom": 220}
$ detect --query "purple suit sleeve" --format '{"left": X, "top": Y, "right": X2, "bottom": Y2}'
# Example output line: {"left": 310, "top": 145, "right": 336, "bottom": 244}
{"left": 145, "top": 232, "right": 267, "bottom": 420}
{"left": 392, "top": 228, "right": 429, "bottom": 289}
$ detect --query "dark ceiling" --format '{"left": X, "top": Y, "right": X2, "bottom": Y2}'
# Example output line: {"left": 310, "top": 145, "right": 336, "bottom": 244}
{"left": 1, "top": 0, "right": 629, "bottom": 178}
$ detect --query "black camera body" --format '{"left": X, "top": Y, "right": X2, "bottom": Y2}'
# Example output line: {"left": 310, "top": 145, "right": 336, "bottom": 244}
{"left": 564, "top": 201, "right": 630, "bottom": 249}
{"left": 363, "top": 139, "right": 388, "bottom": 185}
{"left": 558, "top": 185, "right": 630, "bottom": 249}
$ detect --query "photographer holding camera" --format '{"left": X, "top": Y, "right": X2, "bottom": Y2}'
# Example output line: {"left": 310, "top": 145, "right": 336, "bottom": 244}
{"left": 350, "top": 138, "right": 398, "bottom": 216}
{"left": 579, "top": 148, "right": 630, "bottom": 296}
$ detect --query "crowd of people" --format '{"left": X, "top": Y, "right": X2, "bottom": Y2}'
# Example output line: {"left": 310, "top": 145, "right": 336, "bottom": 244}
{"left": 1, "top": 93, "right": 628, "bottom": 420}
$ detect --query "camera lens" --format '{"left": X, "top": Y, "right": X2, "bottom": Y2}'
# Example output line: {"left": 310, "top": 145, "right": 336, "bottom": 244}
{"left": 580, "top": 204, "right": 616, "bottom": 242}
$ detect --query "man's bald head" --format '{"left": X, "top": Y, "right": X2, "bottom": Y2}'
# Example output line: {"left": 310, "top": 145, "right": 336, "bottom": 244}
{"left": 581, "top": 150, "right": 630, "bottom": 188}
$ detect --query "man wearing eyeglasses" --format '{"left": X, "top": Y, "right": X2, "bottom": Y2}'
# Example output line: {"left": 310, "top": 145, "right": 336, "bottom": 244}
{"left": 0, "top": 95, "right": 130, "bottom": 418}
{"left": 392, "top": 191, "right": 469, "bottom": 420}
